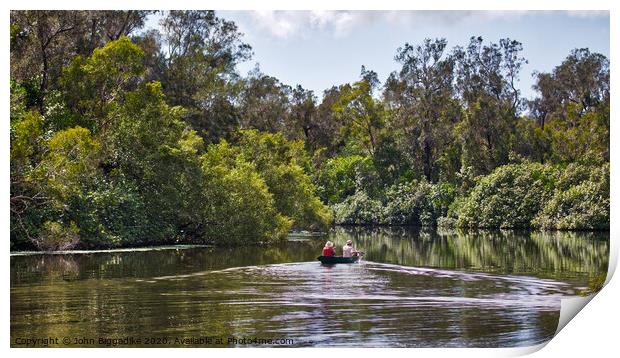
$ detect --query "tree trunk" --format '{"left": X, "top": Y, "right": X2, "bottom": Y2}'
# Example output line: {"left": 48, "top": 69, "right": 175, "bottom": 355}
{"left": 423, "top": 140, "right": 432, "bottom": 182}
{"left": 38, "top": 49, "right": 48, "bottom": 114}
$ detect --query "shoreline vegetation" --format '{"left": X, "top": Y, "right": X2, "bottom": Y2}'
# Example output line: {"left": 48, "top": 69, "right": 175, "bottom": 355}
{"left": 9, "top": 225, "right": 609, "bottom": 256}
{"left": 9, "top": 244, "right": 212, "bottom": 256}
{"left": 10, "top": 11, "right": 609, "bottom": 252}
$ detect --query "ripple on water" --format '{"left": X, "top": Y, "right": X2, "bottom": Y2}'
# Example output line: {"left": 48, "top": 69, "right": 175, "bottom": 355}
{"left": 91, "top": 260, "right": 568, "bottom": 347}
{"left": 11, "top": 260, "right": 572, "bottom": 347}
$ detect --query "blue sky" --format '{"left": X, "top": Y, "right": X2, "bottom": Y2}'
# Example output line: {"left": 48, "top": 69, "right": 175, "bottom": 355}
{"left": 145, "top": 11, "right": 609, "bottom": 100}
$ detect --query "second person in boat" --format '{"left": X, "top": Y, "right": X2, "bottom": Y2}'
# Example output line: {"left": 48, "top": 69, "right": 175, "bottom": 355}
{"left": 342, "top": 240, "right": 358, "bottom": 257}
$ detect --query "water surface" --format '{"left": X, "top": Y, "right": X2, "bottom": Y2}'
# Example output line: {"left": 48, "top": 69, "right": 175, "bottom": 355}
{"left": 10, "top": 227, "right": 609, "bottom": 347}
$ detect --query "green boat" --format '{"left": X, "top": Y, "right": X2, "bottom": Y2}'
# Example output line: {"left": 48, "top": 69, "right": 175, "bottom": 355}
{"left": 317, "top": 255, "right": 360, "bottom": 264}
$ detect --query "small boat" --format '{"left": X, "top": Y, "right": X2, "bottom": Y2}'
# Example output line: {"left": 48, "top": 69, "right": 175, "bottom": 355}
{"left": 317, "top": 255, "right": 360, "bottom": 264}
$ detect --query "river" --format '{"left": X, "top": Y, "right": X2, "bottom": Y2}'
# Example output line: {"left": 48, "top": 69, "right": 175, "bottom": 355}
{"left": 10, "top": 227, "right": 609, "bottom": 347}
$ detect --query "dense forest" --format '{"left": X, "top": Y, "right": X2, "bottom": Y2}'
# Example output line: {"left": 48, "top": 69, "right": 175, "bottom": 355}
{"left": 10, "top": 11, "right": 610, "bottom": 251}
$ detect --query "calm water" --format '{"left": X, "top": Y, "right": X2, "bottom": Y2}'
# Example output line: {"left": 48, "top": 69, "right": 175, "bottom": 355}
{"left": 11, "top": 227, "right": 609, "bottom": 347}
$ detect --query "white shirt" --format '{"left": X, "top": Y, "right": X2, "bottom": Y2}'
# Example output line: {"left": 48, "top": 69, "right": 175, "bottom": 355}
{"left": 343, "top": 245, "right": 354, "bottom": 257}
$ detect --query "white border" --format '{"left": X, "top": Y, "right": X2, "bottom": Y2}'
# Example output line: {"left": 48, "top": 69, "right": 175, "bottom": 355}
{"left": 3, "top": 1, "right": 616, "bottom": 357}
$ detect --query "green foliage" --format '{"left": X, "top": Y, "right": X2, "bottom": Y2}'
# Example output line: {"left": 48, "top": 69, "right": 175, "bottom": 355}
{"left": 456, "top": 100, "right": 515, "bottom": 176}
{"left": 554, "top": 162, "right": 596, "bottom": 190}
{"left": 201, "top": 141, "right": 292, "bottom": 245}
{"left": 454, "top": 163, "right": 556, "bottom": 228}
{"left": 332, "top": 190, "right": 383, "bottom": 225}
{"left": 429, "top": 182, "right": 457, "bottom": 221}
{"left": 452, "top": 162, "right": 609, "bottom": 230}
{"left": 530, "top": 48, "right": 609, "bottom": 163}
{"left": 234, "top": 129, "right": 312, "bottom": 171}
{"left": 533, "top": 164, "right": 609, "bottom": 230}
{"left": 372, "top": 134, "right": 412, "bottom": 184}
{"left": 233, "top": 130, "right": 332, "bottom": 231}
{"left": 224, "top": 130, "right": 331, "bottom": 230}
{"left": 34, "top": 221, "right": 80, "bottom": 251}
{"left": 262, "top": 164, "right": 332, "bottom": 231}
{"left": 61, "top": 180, "right": 159, "bottom": 248}
{"left": 104, "top": 81, "right": 207, "bottom": 243}
{"left": 332, "top": 68, "right": 384, "bottom": 157}
{"left": 579, "top": 273, "right": 607, "bottom": 296}
{"left": 315, "top": 155, "right": 373, "bottom": 204}
{"left": 332, "top": 180, "right": 456, "bottom": 227}
{"left": 10, "top": 80, "right": 28, "bottom": 118}
{"left": 39, "top": 126, "right": 100, "bottom": 200}
{"left": 9, "top": 14, "right": 610, "bottom": 250}
{"left": 11, "top": 33, "right": 332, "bottom": 250}
{"left": 158, "top": 10, "right": 251, "bottom": 141}
{"left": 383, "top": 181, "right": 434, "bottom": 226}
{"left": 61, "top": 36, "right": 145, "bottom": 127}
{"left": 238, "top": 71, "right": 291, "bottom": 133}
{"left": 10, "top": 103, "right": 49, "bottom": 249}
{"left": 541, "top": 106, "right": 609, "bottom": 163}
{"left": 15, "top": 125, "right": 102, "bottom": 249}
{"left": 11, "top": 110, "right": 45, "bottom": 164}
{"left": 385, "top": 39, "right": 459, "bottom": 182}
{"left": 452, "top": 37, "right": 526, "bottom": 176}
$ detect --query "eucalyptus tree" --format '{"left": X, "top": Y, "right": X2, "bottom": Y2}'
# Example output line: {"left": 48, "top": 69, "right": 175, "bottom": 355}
{"left": 10, "top": 10, "right": 152, "bottom": 114}
{"left": 287, "top": 85, "right": 318, "bottom": 143}
{"left": 453, "top": 36, "right": 527, "bottom": 175}
{"left": 158, "top": 10, "right": 252, "bottom": 142}
{"left": 61, "top": 36, "right": 146, "bottom": 133}
{"left": 529, "top": 49, "right": 609, "bottom": 162}
{"left": 312, "top": 86, "right": 348, "bottom": 156}
{"left": 531, "top": 48, "right": 609, "bottom": 126}
{"left": 332, "top": 67, "right": 385, "bottom": 158}
{"left": 238, "top": 68, "right": 292, "bottom": 133}
{"left": 384, "top": 38, "right": 460, "bottom": 182}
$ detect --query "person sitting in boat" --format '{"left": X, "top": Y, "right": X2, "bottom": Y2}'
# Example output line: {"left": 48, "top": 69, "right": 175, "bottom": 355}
{"left": 342, "top": 240, "right": 358, "bottom": 257}
{"left": 322, "top": 241, "right": 336, "bottom": 257}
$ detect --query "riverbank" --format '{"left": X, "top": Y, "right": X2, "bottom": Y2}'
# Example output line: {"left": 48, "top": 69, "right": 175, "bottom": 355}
{"left": 331, "top": 162, "right": 609, "bottom": 231}
{"left": 9, "top": 225, "right": 609, "bottom": 254}
{"left": 10, "top": 244, "right": 211, "bottom": 256}
{"left": 10, "top": 230, "right": 329, "bottom": 253}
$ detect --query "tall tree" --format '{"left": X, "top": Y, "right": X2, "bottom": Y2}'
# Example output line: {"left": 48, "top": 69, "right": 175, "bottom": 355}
{"left": 384, "top": 38, "right": 459, "bottom": 182}
{"left": 60, "top": 36, "right": 146, "bottom": 133}
{"left": 312, "top": 86, "right": 348, "bottom": 156}
{"left": 238, "top": 68, "right": 291, "bottom": 133}
{"left": 332, "top": 67, "right": 385, "bottom": 158}
{"left": 529, "top": 49, "right": 609, "bottom": 162}
{"left": 286, "top": 85, "right": 318, "bottom": 143}
{"left": 531, "top": 48, "right": 609, "bottom": 127}
{"left": 10, "top": 10, "right": 152, "bottom": 113}
{"left": 158, "top": 10, "right": 252, "bottom": 141}
{"left": 453, "top": 36, "right": 527, "bottom": 175}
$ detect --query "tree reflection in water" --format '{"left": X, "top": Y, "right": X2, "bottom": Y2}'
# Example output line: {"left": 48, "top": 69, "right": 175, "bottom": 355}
{"left": 10, "top": 228, "right": 608, "bottom": 347}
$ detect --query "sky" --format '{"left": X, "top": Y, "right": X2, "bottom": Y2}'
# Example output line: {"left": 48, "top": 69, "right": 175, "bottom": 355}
{"left": 145, "top": 10, "right": 609, "bottom": 100}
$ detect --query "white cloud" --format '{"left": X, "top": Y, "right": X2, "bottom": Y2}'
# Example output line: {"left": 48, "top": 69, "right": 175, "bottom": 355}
{"left": 250, "top": 10, "right": 300, "bottom": 38}
{"left": 565, "top": 10, "right": 609, "bottom": 18}
{"left": 247, "top": 11, "right": 492, "bottom": 39}
{"left": 249, "top": 10, "right": 373, "bottom": 39}
{"left": 247, "top": 10, "right": 608, "bottom": 39}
